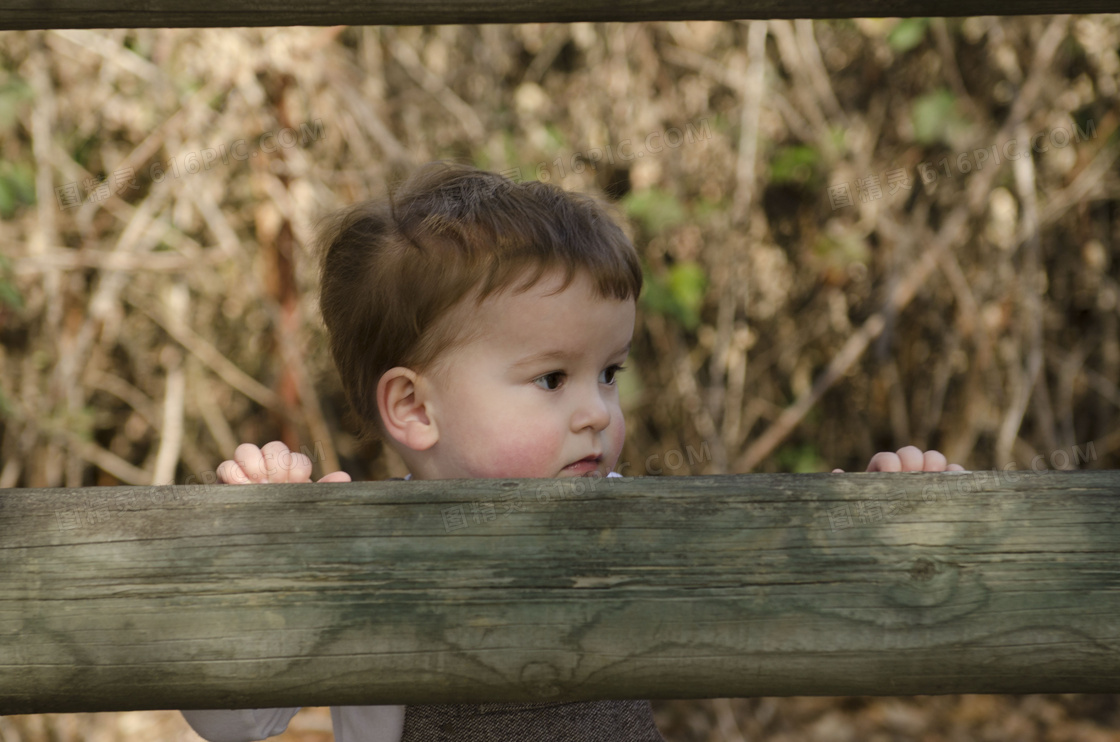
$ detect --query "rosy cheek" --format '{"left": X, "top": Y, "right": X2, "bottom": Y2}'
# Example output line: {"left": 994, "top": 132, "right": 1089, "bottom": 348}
{"left": 608, "top": 417, "right": 627, "bottom": 465}
{"left": 471, "top": 423, "right": 561, "bottom": 478}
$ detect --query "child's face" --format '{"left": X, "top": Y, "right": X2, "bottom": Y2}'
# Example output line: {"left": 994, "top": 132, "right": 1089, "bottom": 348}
{"left": 414, "top": 269, "right": 635, "bottom": 480}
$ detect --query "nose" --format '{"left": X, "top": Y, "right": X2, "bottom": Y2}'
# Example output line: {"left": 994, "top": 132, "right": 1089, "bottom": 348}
{"left": 571, "top": 382, "right": 612, "bottom": 433}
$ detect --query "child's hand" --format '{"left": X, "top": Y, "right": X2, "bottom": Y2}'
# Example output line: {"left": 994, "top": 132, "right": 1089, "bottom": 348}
{"left": 216, "top": 441, "right": 352, "bottom": 484}
{"left": 831, "top": 445, "right": 965, "bottom": 473}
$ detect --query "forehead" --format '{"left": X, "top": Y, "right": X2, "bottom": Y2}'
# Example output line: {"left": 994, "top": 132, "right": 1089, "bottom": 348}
{"left": 468, "top": 270, "right": 635, "bottom": 349}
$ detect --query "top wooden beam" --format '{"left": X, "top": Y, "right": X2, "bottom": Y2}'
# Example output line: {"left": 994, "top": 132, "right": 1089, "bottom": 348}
{"left": 0, "top": 1, "right": 1115, "bottom": 31}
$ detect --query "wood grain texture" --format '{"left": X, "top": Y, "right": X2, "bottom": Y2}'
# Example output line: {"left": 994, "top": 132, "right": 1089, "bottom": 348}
{"left": 1, "top": 1, "right": 1116, "bottom": 31}
{"left": 1, "top": 470, "right": 1118, "bottom": 713}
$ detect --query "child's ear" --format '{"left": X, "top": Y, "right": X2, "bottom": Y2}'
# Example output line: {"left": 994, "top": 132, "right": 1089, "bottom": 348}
{"left": 376, "top": 367, "right": 439, "bottom": 452}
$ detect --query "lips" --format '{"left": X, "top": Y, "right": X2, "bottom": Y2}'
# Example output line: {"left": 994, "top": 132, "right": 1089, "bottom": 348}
{"left": 562, "top": 454, "right": 602, "bottom": 474}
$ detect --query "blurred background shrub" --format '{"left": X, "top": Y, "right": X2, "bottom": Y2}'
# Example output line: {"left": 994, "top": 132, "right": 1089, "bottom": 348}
{"left": 1, "top": 15, "right": 1119, "bottom": 741}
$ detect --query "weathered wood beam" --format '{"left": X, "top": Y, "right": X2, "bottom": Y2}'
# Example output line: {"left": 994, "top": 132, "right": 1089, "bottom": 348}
{"left": 2, "top": 470, "right": 1118, "bottom": 714}
{"left": 0, "top": 1, "right": 1115, "bottom": 31}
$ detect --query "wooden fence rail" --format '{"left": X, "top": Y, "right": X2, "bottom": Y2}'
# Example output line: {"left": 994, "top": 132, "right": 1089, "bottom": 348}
{"left": 1, "top": 1, "right": 1117, "bottom": 31}
{"left": 2, "top": 470, "right": 1118, "bottom": 714}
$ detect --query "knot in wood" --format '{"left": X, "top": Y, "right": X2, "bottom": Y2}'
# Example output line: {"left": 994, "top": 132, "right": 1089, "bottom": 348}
{"left": 909, "top": 558, "right": 937, "bottom": 582}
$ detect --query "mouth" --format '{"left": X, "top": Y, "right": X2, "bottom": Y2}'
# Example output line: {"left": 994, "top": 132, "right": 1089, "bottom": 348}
{"left": 561, "top": 454, "right": 602, "bottom": 475}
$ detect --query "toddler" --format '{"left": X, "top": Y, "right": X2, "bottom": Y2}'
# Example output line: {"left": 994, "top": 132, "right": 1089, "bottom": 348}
{"left": 181, "top": 161, "right": 960, "bottom": 742}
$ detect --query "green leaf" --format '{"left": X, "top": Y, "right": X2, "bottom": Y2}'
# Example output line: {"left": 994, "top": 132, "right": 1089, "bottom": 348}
{"left": 621, "top": 187, "right": 686, "bottom": 235}
{"left": 640, "top": 269, "right": 677, "bottom": 319}
{"left": 667, "top": 262, "right": 707, "bottom": 329}
{"left": 0, "top": 388, "right": 15, "bottom": 421}
{"left": 693, "top": 195, "right": 725, "bottom": 220}
{"left": 9, "top": 163, "right": 34, "bottom": 203}
{"left": 472, "top": 150, "right": 492, "bottom": 170}
{"left": 639, "top": 261, "right": 707, "bottom": 330}
{"left": 0, "top": 254, "right": 21, "bottom": 310}
{"left": 777, "top": 443, "right": 828, "bottom": 473}
{"left": 887, "top": 18, "right": 929, "bottom": 53}
{"left": 0, "top": 163, "right": 36, "bottom": 218}
{"left": 0, "top": 75, "right": 32, "bottom": 130}
{"left": 0, "top": 177, "right": 13, "bottom": 218}
{"left": 543, "top": 124, "right": 567, "bottom": 151}
{"left": 813, "top": 230, "right": 869, "bottom": 265}
{"left": 912, "top": 88, "right": 961, "bottom": 146}
{"left": 770, "top": 145, "right": 820, "bottom": 185}
{"left": 0, "top": 280, "right": 23, "bottom": 310}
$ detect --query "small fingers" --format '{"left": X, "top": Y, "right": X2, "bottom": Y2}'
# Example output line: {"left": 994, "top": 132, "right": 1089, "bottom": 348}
{"left": 216, "top": 458, "right": 252, "bottom": 484}
{"left": 259, "top": 441, "right": 315, "bottom": 483}
{"left": 867, "top": 447, "right": 964, "bottom": 472}
{"left": 229, "top": 441, "right": 318, "bottom": 483}
{"left": 317, "top": 471, "right": 352, "bottom": 483}
{"left": 922, "top": 449, "right": 948, "bottom": 472}
{"left": 233, "top": 441, "right": 304, "bottom": 483}
{"left": 896, "top": 446, "right": 926, "bottom": 471}
{"left": 263, "top": 440, "right": 315, "bottom": 483}
{"left": 233, "top": 443, "right": 269, "bottom": 482}
{"left": 258, "top": 441, "right": 292, "bottom": 483}
{"left": 288, "top": 452, "right": 314, "bottom": 481}
{"left": 866, "top": 452, "right": 902, "bottom": 472}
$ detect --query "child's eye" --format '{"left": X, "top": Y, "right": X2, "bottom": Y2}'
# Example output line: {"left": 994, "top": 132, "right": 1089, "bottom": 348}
{"left": 534, "top": 371, "right": 565, "bottom": 390}
{"left": 600, "top": 364, "right": 626, "bottom": 385}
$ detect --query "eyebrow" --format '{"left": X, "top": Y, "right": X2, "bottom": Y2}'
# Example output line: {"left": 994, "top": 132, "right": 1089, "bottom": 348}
{"left": 513, "top": 342, "right": 631, "bottom": 369}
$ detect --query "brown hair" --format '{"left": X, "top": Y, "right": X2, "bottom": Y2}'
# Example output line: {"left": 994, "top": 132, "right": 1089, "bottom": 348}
{"left": 316, "top": 161, "right": 642, "bottom": 444}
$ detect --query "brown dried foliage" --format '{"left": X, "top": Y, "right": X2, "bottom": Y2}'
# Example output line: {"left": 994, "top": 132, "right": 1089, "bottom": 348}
{"left": 1, "top": 15, "right": 1119, "bottom": 742}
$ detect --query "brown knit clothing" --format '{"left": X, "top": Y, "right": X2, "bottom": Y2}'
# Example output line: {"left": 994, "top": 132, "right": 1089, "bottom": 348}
{"left": 399, "top": 700, "right": 666, "bottom": 742}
